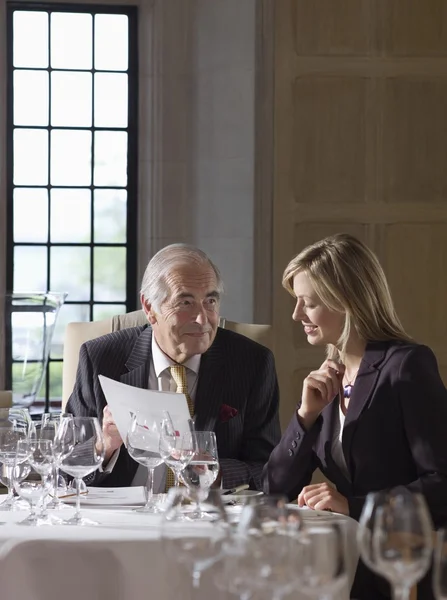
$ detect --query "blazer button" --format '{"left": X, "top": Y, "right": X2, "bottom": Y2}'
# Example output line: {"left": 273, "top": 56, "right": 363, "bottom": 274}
{"left": 292, "top": 440, "right": 297, "bottom": 448}
{"left": 288, "top": 449, "right": 294, "bottom": 456}
{"left": 296, "top": 433, "right": 301, "bottom": 441}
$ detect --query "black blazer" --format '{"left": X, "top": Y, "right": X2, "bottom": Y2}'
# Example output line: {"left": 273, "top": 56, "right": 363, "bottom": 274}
{"left": 263, "top": 340, "right": 447, "bottom": 600}
{"left": 67, "top": 326, "right": 281, "bottom": 490}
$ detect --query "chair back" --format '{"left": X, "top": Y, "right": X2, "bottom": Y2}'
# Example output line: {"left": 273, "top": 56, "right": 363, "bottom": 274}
{"left": 62, "top": 310, "right": 272, "bottom": 409}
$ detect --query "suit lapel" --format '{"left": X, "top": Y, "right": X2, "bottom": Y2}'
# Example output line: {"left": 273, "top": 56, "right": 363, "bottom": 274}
{"left": 194, "top": 330, "right": 225, "bottom": 431}
{"left": 120, "top": 326, "right": 152, "bottom": 389}
{"left": 342, "top": 341, "right": 388, "bottom": 473}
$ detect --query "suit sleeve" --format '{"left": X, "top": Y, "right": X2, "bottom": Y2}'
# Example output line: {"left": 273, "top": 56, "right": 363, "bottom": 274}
{"left": 66, "top": 343, "right": 135, "bottom": 487}
{"left": 262, "top": 407, "right": 321, "bottom": 500}
{"left": 220, "top": 350, "right": 281, "bottom": 490}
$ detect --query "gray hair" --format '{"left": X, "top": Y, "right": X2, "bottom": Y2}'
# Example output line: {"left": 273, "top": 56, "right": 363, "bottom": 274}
{"left": 140, "top": 243, "right": 224, "bottom": 311}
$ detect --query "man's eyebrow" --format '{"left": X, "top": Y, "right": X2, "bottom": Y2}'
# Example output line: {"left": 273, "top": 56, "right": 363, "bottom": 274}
{"left": 174, "top": 291, "right": 220, "bottom": 299}
{"left": 207, "top": 291, "right": 220, "bottom": 299}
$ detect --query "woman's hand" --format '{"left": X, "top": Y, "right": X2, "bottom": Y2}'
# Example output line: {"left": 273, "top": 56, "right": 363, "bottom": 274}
{"left": 297, "top": 482, "right": 349, "bottom": 515}
{"left": 297, "top": 359, "right": 344, "bottom": 430}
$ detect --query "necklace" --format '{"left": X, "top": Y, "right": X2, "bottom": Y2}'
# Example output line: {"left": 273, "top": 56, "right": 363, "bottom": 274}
{"left": 343, "top": 370, "right": 359, "bottom": 399}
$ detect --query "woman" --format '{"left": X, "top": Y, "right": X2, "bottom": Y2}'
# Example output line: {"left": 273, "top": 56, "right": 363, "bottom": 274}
{"left": 263, "top": 233, "right": 447, "bottom": 599}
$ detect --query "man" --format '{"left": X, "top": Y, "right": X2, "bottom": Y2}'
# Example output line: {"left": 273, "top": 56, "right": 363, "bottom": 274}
{"left": 67, "top": 244, "right": 280, "bottom": 490}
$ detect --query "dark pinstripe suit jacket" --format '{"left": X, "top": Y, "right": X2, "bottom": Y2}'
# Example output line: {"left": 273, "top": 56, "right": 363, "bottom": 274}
{"left": 67, "top": 325, "right": 281, "bottom": 489}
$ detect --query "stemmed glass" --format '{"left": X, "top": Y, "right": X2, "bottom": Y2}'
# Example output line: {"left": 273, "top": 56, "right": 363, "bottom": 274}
{"left": 0, "top": 462, "right": 30, "bottom": 510}
{"left": 127, "top": 412, "right": 164, "bottom": 513}
{"left": 59, "top": 416, "right": 105, "bottom": 526}
{"left": 159, "top": 417, "right": 194, "bottom": 488}
{"left": 299, "top": 523, "right": 349, "bottom": 599}
{"left": 179, "top": 431, "right": 219, "bottom": 520}
{"left": 161, "top": 487, "right": 229, "bottom": 590}
{"left": 13, "top": 438, "right": 54, "bottom": 526}
{"left": 43, "top": 414, "right": 75, "bottom": 510}
{"left": 0, "top": 426, "right": 28, "bottom": 510}
{"left": 433, "top": 529, "right": 447, "bottom": 599}
{"left": 359, "top": 488, "right": 433, "bottom": 600}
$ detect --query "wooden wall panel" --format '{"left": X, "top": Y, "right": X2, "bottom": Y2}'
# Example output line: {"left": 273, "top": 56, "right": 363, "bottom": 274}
{"left": 379, "top": 0, "right": 447, "bottom": 56}
{"left": 273, "top": 0, "right": 447, "bottom": 420}
{"left": 382, "top": 78, "right": 447, "bottom": 203}
{"left": 292, "top": 77, "right": 368, "bottom": 203}
{"left": 293, "top": 0, "right": 372, "bottom": 56}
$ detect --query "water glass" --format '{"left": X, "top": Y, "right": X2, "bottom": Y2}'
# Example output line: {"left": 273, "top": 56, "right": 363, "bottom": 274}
{"left": 159, "top": 417, "right": 194, "bottom": 488}
{"left": 371, "top": 488, "right": 433, "bottom": 600}
{"left": 161, "top": 487, "right": 229, "bottom": 589}
{"left": 179, "top": 431, "right": 219, "bottom": 519}
{"left": 60, "top": 416, "right": 105, "bottom": 526}
{"left": 127, "top": 412, "right": 164, "bottom": 513}
{"left": 44, "top": 414, "right": 75, "bottom": 509}
{"left": 0, "top": 426, "right": 28, "bottom": 511}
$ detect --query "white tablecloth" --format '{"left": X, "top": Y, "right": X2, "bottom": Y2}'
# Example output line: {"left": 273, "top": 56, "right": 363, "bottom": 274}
{"left": 0, "top": 495, "right": 359, "bottom": 600}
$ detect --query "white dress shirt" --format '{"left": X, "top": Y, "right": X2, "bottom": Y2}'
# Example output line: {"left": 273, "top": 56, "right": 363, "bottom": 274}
{"left": 103, "top": 335, "right": 201, "bottom": 491}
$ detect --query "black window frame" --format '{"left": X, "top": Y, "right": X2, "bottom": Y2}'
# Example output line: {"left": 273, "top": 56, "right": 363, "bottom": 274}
{"left": 5, "top": 2, "right": 139, "bottom": 414}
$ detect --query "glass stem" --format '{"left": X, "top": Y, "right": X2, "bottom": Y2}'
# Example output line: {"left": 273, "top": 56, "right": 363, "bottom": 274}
{"left": 392, "top": 586, "right": 410, "bottom": 600}
{"left": 192, "top": 569, "right": 201, "bottom": 589}
{"left": 5, "top": 465, "right": 14, "bottom": 501}
{"left": 174, "top": 469, "right": 180, "bottom": 487}
{"left": 145, "top": 467, "right": 155, "bottom": 508}
{"left": 74, "top": 477, "right": 82, "bottom": 521}
{"left": 52, "top": 464, "right": 58, "bottom": 498}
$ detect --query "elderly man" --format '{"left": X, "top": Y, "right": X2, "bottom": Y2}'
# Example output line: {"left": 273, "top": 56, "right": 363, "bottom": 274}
{"left": 67, "top": 244, "right": 280, "bottom": 490}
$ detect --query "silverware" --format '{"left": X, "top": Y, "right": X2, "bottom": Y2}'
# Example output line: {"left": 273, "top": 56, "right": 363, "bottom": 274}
{"left": 222, "top": 484, "right": 250, "bottom": 495}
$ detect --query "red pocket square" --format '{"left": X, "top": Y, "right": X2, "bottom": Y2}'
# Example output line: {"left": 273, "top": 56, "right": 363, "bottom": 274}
{"left": 220, "top": 404, "right": 238, "bottom": 423}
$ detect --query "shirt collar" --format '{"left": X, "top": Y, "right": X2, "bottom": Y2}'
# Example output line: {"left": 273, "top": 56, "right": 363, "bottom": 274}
{"left": 151, "top": 334, "right": 201, "bottom": 378}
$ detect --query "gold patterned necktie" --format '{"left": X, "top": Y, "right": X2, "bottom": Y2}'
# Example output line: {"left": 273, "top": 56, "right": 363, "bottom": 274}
{"left": 169, "top": 365, "right": 195, "bottom": 418}
{"left": 165, "top": 365, "right": 194, "bottom": 491}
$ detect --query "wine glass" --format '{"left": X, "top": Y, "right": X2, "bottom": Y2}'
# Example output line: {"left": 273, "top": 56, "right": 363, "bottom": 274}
{"left": 59, "top": 417, "right": 105, "bottom": 526}
{"left": 0, "top": 426, "right": 28, "bottom": 510}
{"left": 371, "top": 488, "right": 433, "bottom": 600}
{"left": 159, "top": 417, "right": 194, "bottom": 488}
{"left": 0, "top": 407, "right": 33, "bottom": 433}
{"left": 179, "top": 431, "right": 219, "bottom": 519}
{"left": 0, "top": 462, "right": 30, "bottom": 510}
{"left": 434, "top": 529, "right": 447, "bottom": 599}
{"left": 14, "top": 438, "right": 55, "bottom": 526}
{"left": 299, "top": 522, "right": 349, "bottom": 599}
{"left": 126, "top": 412, "right": 164, "bottom": 513}
{"left": 236, "top": 494, "right": 301, "bottom": 537}
{"left": 43, "top": 414, "right": 75, "bottom": 510}
{"left": 161, "top": 487, "right": 229, "bottom": 590}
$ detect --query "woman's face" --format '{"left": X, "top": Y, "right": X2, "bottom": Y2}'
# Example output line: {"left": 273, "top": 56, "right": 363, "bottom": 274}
{"left": 292, "top": 271, "right": 345, "bottom": 347}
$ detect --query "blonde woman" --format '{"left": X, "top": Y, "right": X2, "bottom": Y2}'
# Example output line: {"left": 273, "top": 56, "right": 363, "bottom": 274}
{"left": 263, "top": 234, "right": 447, "bottom": 597}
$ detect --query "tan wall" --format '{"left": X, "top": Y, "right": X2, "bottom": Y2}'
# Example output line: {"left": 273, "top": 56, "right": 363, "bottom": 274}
{"left": 272, "top": 0, "right": 447, "bottom": 428}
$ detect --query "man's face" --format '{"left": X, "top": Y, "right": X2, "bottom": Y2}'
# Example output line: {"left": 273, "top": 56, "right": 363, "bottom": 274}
{"left": 142, "top": 263, "right": 220, "bottom": 363}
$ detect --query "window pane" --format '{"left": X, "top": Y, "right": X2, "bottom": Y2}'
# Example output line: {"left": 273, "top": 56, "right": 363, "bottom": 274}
{"left": 94, "top": 247, "right": 126, "bottom": 302}
{"left": 51, "top": 130, "right": 92, "bottom": 186}
{"left": 94, "top": 189, "right": 126, "bottom": 243}
{"left": 93, "top": 303, "right": 126, "bottom": 321}
{"left": 50, "top": 13, "right": 92, "bottom": 70}
{"left": 14, "top": 188, "right": 48, "bottom": 243}
{"left": 14, "top": 70, "right": 49, "bottom": 126}
{"left": 14, "top": 129, "right": 48, "bottom": 185}
{"left": 49, "top": 362, "right": 63, "bottom": 400}
{"left": 94, "top": 73, "right": 128, "bottom": 128}
{"left": 50, "top": 303, "right": 90, "bottom": 359}
{"left": 13, "top": 11, "right": 49, "bottom": 68}
{"left": 51, "top": 72, "right": 92, "bottom": 127}
{"left": 50, "top": 246, "right": 91, "bottom": 301}
{"left": 50, "top": 189, "right": 91, "bottom": 243}
{"left": 95, "top": 14, "right": 128, "bottom": 71}
{"left": 94, "top": 132, "right": 127, "bottom": 187}
{"left": 13, "top": 246, "right": 48, "bottom": 291}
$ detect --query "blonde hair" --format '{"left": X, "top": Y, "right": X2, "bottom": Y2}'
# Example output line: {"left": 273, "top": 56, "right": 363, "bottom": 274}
{"left": 282, "top": 233, "right": 411, "bottom": 360}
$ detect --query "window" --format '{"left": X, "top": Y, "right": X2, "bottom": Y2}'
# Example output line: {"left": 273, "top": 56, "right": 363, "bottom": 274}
{"left": 6, "top": 3, "right": 138, "bottom": 412}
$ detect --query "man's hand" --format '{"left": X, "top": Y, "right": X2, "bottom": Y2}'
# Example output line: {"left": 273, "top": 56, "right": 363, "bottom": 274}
{"left": 102, "top": 405, "right": 123, "bottom": 464}
{"left": 298, "top": 359, "right": 344, "bottom": 430}
{"left": 297, "top": 482, "right": 349, "bottom": 515}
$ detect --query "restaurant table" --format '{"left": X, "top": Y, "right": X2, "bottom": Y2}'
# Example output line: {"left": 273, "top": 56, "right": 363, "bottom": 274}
{"left": 0, "top": 491, "right": 359, "bottom": 600}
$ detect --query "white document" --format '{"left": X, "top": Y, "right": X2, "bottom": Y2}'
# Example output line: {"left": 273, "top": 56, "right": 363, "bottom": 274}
{"left": 98, "top": 375, "right": 192, "bottom": 448}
